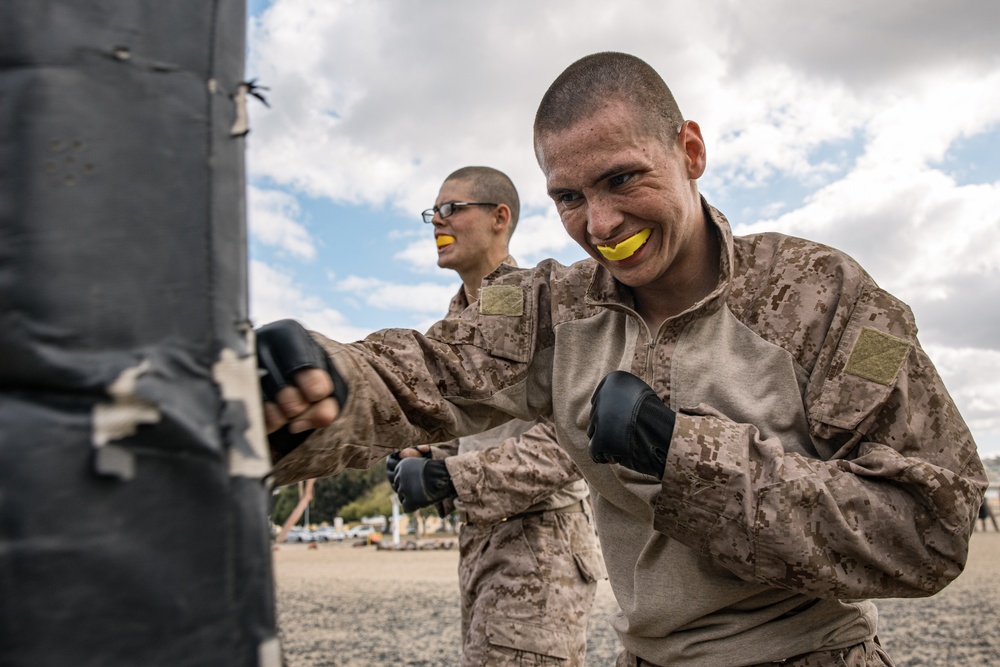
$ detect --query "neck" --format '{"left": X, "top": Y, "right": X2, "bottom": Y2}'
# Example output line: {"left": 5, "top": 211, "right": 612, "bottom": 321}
{"left": 632, "top": 224, "right": 720, "bottom": 332}
{"left": 459, "top": 269, "right": 488, "bottom": 303}
{"left": 459, "top": 251, "right": 512, "bottom": 303}
{"left": 462, "top": 279, "right": 480, "bottom": 303}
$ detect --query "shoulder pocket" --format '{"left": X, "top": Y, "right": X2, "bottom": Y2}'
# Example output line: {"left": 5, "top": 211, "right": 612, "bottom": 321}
{"left": 808, "top": 288, "right": 915, "bottom": 434}
{"left": 477, "top": 284, "right": 536, "bottom": 363}
{"left": 426, "top": 273, "right": 537, "bottom": 364}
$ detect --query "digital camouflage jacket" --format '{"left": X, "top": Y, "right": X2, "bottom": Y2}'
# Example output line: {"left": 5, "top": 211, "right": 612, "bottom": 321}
{"left": 272, "top": 201, "right": 986, "bottom": 667}
{"left": 433, "top": 281, "right": 590, "bottom": 524}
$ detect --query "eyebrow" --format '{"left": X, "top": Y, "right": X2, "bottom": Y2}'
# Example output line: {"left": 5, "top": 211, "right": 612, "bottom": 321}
{"left": 594, "top": 162, "right": 644, "bottom": 185}
{"left": 547, "top": 161, "right": 645, "bottom": 198}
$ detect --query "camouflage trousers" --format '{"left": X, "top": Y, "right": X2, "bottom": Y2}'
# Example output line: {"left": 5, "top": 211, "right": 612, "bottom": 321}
{"left": 616, "top": 636, "right": 895, "bottom": 667}
{"left": 458, "top": 506, "right": 604, "bottom": 666}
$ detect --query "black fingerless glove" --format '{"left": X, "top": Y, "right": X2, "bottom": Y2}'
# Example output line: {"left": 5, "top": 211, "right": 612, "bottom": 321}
{"left": 587, "top": 370, "right": 675, "bottom": 479}
{"left": 390, "top": 457, "right": 457, "bottom": 513}
{"left": 255, "top": 319, "right": 349, "bottom": 460}
{"left": 385, "top": 448, "right": 431, "bottom": 484}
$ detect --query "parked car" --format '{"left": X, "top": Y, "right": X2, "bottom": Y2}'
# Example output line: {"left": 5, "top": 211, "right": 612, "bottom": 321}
{"left": 346, "top": 525, "right": 378, "bottom": 539}
{"left": 313, "top": 526, "right": 345, "bottom": 542}
{"left": 284, "top": 527, "right": 315, "bottom": 543}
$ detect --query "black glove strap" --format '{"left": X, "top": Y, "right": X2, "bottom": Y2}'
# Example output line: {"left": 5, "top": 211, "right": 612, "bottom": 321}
{"left": 628, "top": 392, "right": 675, "bottom": 479}
{"left": 268, "top": 427, "right": 309, "bottom": 464}
{"left": 422, "top": 459, "right": 457, "bottom": 500}
{"left": 385, "top": 451, "right": 402, "bottom": 484}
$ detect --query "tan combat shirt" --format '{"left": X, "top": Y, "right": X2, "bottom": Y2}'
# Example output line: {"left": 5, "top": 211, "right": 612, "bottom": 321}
{"left": 273, "top": 202, "right": 987, "bottom": 666}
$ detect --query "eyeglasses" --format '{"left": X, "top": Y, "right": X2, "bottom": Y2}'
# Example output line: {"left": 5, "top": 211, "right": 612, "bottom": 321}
{"left": 421, "top": 201, "right": 498, "bottom": 224}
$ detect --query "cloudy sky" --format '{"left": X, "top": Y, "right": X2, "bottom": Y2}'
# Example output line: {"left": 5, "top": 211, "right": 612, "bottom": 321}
{"left": 243, "top": 0, "right": 1000, "bottom": 458}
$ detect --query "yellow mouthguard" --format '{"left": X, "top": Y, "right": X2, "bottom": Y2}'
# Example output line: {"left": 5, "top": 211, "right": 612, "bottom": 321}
{"left": 436, "top": 235, "right": 456, "bottom": 248}
{"left": 597, "top": 228, "right": 651, "bottom": 261}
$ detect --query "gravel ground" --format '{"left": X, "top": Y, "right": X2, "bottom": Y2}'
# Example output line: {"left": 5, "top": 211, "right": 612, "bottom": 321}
{"left": 274, "top": 531, "right": 1000, "bottom": 666}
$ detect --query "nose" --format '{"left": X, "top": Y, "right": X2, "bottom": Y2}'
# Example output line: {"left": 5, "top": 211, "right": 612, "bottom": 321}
{"left": 586, "top": 195, "right": 624, "bottom": 243}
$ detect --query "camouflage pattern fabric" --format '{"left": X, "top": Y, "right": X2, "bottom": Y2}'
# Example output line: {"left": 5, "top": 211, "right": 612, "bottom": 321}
{"left": 458, "top": 508, "right": 603, "bottom": 666}
{"left": 432, "top": 283, "right": 603, "bottom": 665}
{"left": 271, "top": 200, "right": 986, "bottom": 666}
{"left": 444, "top": 419, "right": 589, "bottom": 523}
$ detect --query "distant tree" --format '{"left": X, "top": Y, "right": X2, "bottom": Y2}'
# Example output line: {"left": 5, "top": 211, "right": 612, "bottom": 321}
{"left": 270, "top": 486, "right": 299, "bottom": 525}
{"left": 270, "top": 460, "right": 387, "bottom": 525}
{"left": 339, "top": 481, "right": 393, "bottom": 522}
{"left": 313, "top": 462, "right": 387, "bottom": 522}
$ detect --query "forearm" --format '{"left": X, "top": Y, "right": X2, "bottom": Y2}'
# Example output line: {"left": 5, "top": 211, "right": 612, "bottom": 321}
{"left": 652, "top": 281, "right": 989, "bottom": 599}
{"left": 655, "top": 408, "right": 986, "bottom": 599}
{"left": 270, "top": 329, "right": 536, "bottom": 485}
{"left": 447, "top": 420, "right": 583, "bottom": 524}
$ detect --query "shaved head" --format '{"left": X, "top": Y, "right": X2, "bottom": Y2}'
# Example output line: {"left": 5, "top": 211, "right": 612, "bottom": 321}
{"left": 534, "top": 52, "right": 684, "bottom": 157}
{"left": 445, "top": 166, "right": 520, "bottom": 234}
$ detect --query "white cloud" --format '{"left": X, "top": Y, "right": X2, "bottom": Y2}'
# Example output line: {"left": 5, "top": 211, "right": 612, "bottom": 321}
{"left": 729, "top": 76, "right": 1000, "bottom": 350}
{"left": 246, "top": 0, "right": 1000, "bottom": 229}
{"left": 247, "top": 186, "right": 317, "bottom": 260}
{"left": 335, "top": 275, "right": 458, "bottom": 315}
{"left": 717, "top": 0, "right": 1000, "bottom": 88}
{"left": 393, "top": 240, "right": 440, "bottom": 276}
{"left": 925, "top": 345, "right": 1000, "bottom": 459}
{"left": 509, "top": 211, "right": 583, "bottom": 267}
{"left": 245, "top": 1, "right": 731, "bottom": 216}
{"left": 701, "top": 65, "right": 868, "bottom": 189}
{"left": 735, "top": 165, "right": 1000, "bottom": 294}
{"left": 249, "top": 260, "right": 370, "bottom": 342}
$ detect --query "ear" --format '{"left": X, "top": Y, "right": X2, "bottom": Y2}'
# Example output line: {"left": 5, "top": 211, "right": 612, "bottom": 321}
{"left": 493, "top": 204, "right": 512, "bottom": 235}
{"left": 677, "top": 120, "right": 707, "bottom": 180}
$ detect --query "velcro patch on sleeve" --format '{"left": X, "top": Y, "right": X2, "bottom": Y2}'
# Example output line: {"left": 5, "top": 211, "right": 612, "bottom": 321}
{"left": 843, "top": 326, "right": 912, "bottom": 386}
{"left": 480, "top": 285, "right": 524, "bottom": 316}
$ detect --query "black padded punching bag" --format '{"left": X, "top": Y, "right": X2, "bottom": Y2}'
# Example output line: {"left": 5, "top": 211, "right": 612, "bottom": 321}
{"left": 0, "top": 2, "right": 279, "bottom": 665}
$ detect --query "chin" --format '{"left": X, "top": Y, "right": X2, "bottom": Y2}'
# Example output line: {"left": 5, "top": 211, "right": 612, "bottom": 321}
{"left": 604, "top": 262, "right": 652, "bottom": 288}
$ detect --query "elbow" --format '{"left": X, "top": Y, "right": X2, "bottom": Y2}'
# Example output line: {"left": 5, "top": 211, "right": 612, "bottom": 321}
{"left": 882, "top": 518, "right": 974, "bottom": 598}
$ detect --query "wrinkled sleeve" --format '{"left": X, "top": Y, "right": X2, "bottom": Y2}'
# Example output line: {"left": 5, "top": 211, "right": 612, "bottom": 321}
{"left": 655, "top": 286, "right": 987, "bottom": 599}
{"left": 445, "top": 419, "right": 583, "bottom": 524}
{"left": 431, "top": 439, "right": 461, "bottom": 458}
{"left": 268, "top": 267, "right": 555, "bottom": 486}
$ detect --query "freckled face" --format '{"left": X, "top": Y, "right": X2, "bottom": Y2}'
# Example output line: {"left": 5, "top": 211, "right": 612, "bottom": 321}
{"left": 536, "top": 100, "right": 707, "bottom": 294}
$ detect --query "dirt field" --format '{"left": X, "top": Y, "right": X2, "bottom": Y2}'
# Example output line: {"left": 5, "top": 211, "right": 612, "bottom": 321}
{"left": 274, "top": 531, "right": 1000, "bottom": 666}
